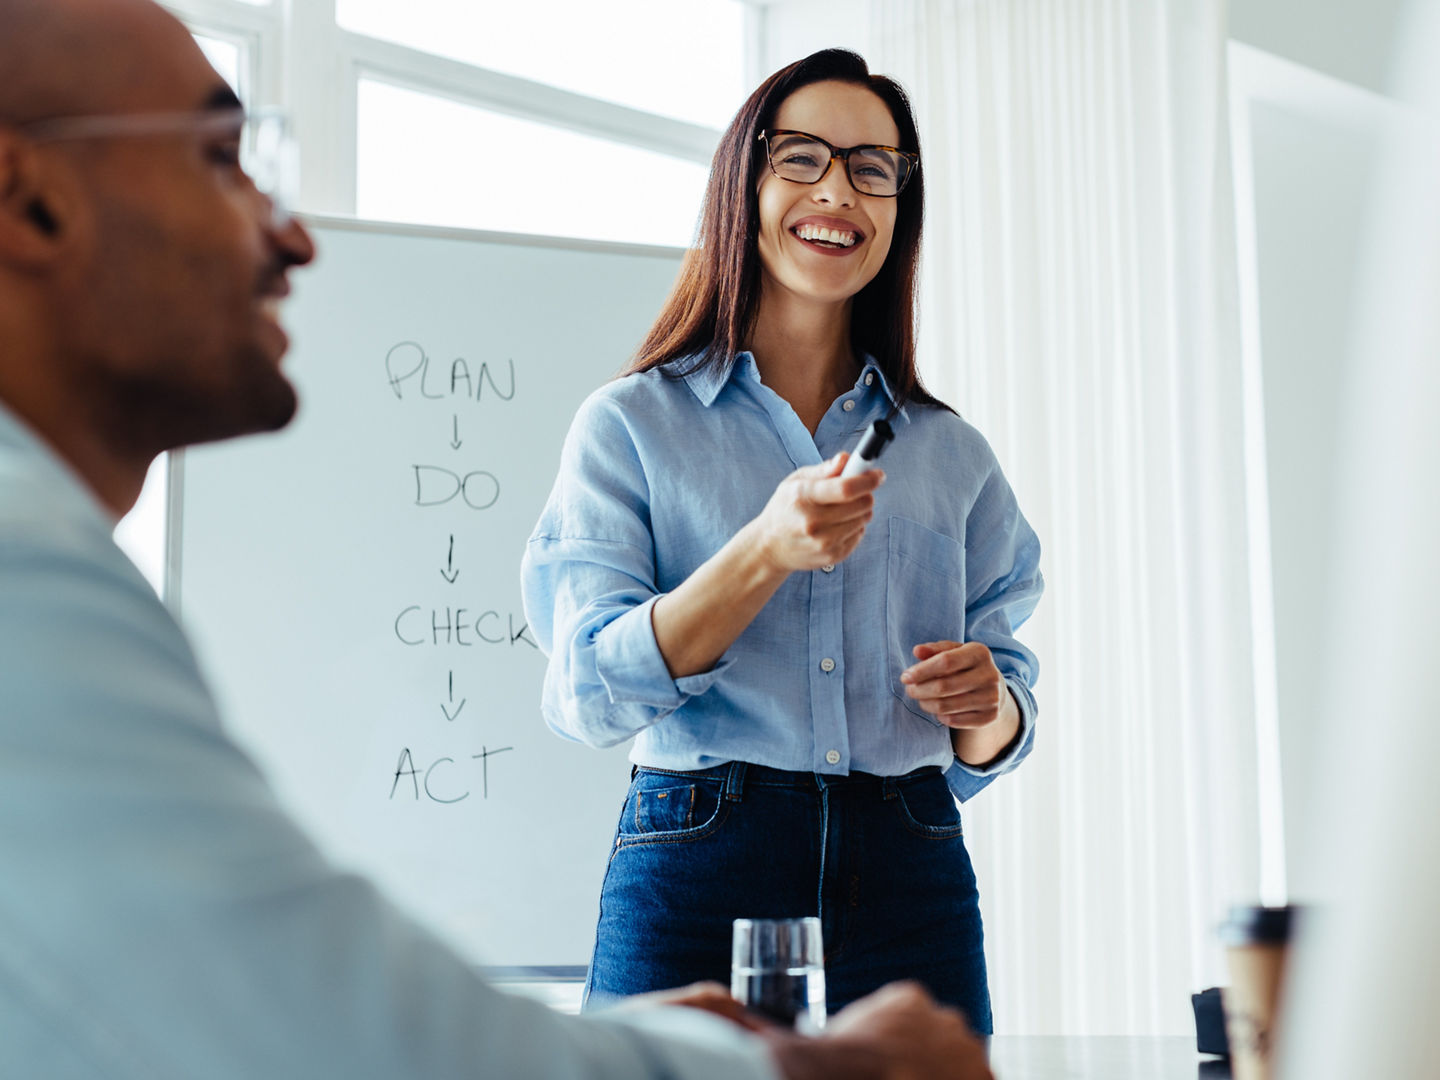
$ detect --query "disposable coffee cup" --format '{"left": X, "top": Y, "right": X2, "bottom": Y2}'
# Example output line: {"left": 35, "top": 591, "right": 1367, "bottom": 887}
{"left": 1219, "top": 905, "right": 1297, "bottom": 1080}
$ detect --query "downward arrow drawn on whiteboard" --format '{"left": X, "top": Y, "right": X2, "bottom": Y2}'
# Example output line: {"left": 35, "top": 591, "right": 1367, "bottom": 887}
{"left": 440, "top": 534, "right": 459, "bottom": 583}
{"left": 450, "top": 415, "right": 463, "bottom": 450}
{"left": 443, "top": 671, "right": 465, "bottom": 721}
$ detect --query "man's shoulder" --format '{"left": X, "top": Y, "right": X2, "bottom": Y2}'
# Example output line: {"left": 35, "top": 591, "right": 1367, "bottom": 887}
{"left": 0, "top": 461, "right": 123, "bottom": 585}
{"left": 0, "top": 497, "right": 98, "bottom": 573}
{"left": 0, "top": 443, "right": 192, "bottom": 705}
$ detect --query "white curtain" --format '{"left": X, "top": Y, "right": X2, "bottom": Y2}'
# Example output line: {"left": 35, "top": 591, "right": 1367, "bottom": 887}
{"left": 871, "top": 0, "right": 1270, "bottom": 1035}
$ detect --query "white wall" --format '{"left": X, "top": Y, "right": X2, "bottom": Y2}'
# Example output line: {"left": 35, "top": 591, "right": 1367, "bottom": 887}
{"left": 1240, "top": 80, "right": 1388, "bottom": 902}
{"left": 756, "top": 0, "right": 872, "bottom": 75}
{"left": 1225, "top": 0, "right": 1411, "bottom": 903}
{"left": 1230, "top": 0, "right": 1407, "bottom": 98}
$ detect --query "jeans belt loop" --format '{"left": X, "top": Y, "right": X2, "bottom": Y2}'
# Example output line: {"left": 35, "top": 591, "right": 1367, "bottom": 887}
{"left": 724, "top": 760, "right": 748, "bottom": 802}
{"left": 881, "top": 775, "right": 900, "bottom": 800}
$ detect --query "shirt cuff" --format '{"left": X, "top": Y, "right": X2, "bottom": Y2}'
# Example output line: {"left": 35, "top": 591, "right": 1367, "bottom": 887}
{"left": 945, "top": 676, "right": 1036, "bottom": 801}
{"left": 593, "top": 594, "right": 733, "bottom": 709}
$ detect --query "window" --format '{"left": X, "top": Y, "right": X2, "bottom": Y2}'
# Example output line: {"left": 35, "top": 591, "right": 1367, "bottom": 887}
{"left": 337, "top": 0, "right": 747, "bottom": 128}
{"left": 357, "top": 80, "right": 709, "bottom": 246}
{"left": 192, "top": 32, "right": 247, "bottom": 104}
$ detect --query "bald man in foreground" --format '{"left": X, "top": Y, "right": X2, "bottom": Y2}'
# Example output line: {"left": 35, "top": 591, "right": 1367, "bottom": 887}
{"left": 0, "top": 1, "right": 993, "bottom": 1077}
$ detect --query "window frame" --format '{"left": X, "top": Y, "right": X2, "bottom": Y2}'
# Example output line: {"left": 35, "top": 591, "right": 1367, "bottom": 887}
{"left": 162, "top": 0, "right": 762, "bottom": 218}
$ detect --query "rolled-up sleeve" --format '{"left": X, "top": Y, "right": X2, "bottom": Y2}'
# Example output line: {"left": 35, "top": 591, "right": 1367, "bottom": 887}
{"left": 945, "top": 459, "right": 1045, "bottom": 802}
{"left": 522, "top": 394, "right": 730, "bottom": 748}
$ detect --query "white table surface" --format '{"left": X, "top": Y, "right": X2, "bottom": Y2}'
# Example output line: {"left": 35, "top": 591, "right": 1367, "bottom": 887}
{"left": 989, "top": 1036, "right": 1230, "bottom": 1079}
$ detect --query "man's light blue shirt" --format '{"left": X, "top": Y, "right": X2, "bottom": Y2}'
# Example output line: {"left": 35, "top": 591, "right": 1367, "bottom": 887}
{"left": 522, "top": 355, "right": 1043, "bottom": 802}
{"left": 0, "top": 402, "right": 778, "bottom": 1080}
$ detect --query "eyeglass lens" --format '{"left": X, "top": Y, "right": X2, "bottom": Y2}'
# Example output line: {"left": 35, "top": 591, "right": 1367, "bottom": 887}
{"left": 241, "top": 114, "right": 298, "bottom": 227}
{"left": 767, "top": 133, "right": 910, "bottom": 197}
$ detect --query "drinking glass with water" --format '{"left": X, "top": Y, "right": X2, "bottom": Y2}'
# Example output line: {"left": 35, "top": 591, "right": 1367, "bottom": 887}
{"left": 731, "top": 916, "right": 826, "bottom": 1033}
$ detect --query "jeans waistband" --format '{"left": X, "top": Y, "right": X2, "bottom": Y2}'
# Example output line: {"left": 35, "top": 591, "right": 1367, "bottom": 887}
{"left": 633, "top": 761, "right": 944, "bottom": 801}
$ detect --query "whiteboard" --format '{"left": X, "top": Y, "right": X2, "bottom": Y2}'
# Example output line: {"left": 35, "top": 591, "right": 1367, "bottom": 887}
{"left": 172, "top": 217, "right": 684, "bottom": 969}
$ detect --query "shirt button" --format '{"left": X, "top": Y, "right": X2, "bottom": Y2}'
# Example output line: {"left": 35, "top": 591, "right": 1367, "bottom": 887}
{"left": 864, "top": 372, "right": 875, "bottom": 386}
{"left": 821, "top": 564, "right": 835, "bottom": 573}
{"left": 820, "top": 657, "right": 836, "bottom": 673}
{"left": 825, "top": 749, "right": 841, "bottom": 765}
{"left": 842, "top": 399, "right": 856, "bottom": 412}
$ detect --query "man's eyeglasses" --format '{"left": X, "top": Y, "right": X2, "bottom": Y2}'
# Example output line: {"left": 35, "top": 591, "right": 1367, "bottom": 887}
{"left": 759, "top": 129, "right": 919, "bottom": 198}
{"left": 21, "top": 108, "right": 298, "bottom": 228}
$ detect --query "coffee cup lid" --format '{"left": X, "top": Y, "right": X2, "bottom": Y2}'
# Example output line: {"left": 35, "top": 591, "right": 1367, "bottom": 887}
{"left": 1218, "top": 904, "right": 1297, "bottom": 945}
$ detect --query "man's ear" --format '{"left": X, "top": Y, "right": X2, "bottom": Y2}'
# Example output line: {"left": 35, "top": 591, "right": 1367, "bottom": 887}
{"left": 0, "top": 129, "right": 71, "bottom": 268}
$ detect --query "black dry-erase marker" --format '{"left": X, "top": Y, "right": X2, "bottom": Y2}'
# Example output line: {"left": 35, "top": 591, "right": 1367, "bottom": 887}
{"left": 839, "top": 419, "right": 894, "bottom": 478}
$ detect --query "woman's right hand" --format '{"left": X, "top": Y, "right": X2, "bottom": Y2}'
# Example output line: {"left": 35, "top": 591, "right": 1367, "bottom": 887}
{"left": 650, "top": 453, "right": 883, "bottom": 679}
{"left": 750, "top": 452, "right": 884, "bottom": 574}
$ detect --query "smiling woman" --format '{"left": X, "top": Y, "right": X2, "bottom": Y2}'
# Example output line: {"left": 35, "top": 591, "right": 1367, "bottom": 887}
{"left": 752, "top": 82, "right": 904, "bottom": 333}
{"left": 521, "top": 49, "right": 1043, "bottom": 1034}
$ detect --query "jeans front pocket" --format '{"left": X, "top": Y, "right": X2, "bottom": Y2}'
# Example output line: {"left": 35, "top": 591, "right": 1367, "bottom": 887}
{"left": 891, "top": 773, "right": 966, "bottom": 839}
{"left": 615, "top": 769, "right": 727, "bottom": 850}
{"left": 633, "top": 783, "right": 696, "bottom": 832}
{"left": 885, "top": 516, "right": 966, "bottom": 726}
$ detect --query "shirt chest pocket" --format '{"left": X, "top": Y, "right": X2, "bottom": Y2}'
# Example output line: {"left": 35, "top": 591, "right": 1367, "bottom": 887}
{"left": 885, "top": 516, "right": 966, "bottom": 725}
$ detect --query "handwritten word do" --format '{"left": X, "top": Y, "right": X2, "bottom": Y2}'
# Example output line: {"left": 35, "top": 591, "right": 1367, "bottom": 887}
{"left": 390, "top": 745, "right": 514, "bottom": 804}
{"left": 413, "top": 465, "right": 500, "bottom": 510}
{"left": 386, "top": 342, "right": 516, "bottom": 403}
{"left": 394, "top": 606, "right": 538, "bottom": 649}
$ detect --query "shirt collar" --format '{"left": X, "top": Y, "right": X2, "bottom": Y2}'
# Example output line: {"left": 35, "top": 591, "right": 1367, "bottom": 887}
{"left": 679, "top": 352, "right": 756, "bottom": 408}
{"left": 681, "top": 351, "right": 910, "bottom": 421}
{"left": 855, "top": 354, "right": 909, "bottom": 424}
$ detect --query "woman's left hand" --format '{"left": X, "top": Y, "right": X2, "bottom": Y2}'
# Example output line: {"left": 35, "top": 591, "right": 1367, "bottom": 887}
{"left": 900, "top": 640, "right": 1011, "bottom": 730}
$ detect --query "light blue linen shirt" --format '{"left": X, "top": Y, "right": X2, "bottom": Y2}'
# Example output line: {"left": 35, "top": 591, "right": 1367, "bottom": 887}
{"left": 0, "top": 402, "right": 778, "bottom": 1080}
{"left": 522, "top": 354, "right": 1043, "bottom": 802}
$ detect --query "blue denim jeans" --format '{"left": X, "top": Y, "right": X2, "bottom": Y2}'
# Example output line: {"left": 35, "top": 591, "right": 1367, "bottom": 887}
{"left": 583, "top": 761, "right": 992, "bottom": 1034}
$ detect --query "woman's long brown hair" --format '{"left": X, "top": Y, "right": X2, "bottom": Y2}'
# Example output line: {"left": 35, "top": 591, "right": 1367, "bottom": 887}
{"left": 620, "top": 48, "right": 944, "bottom": 410}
